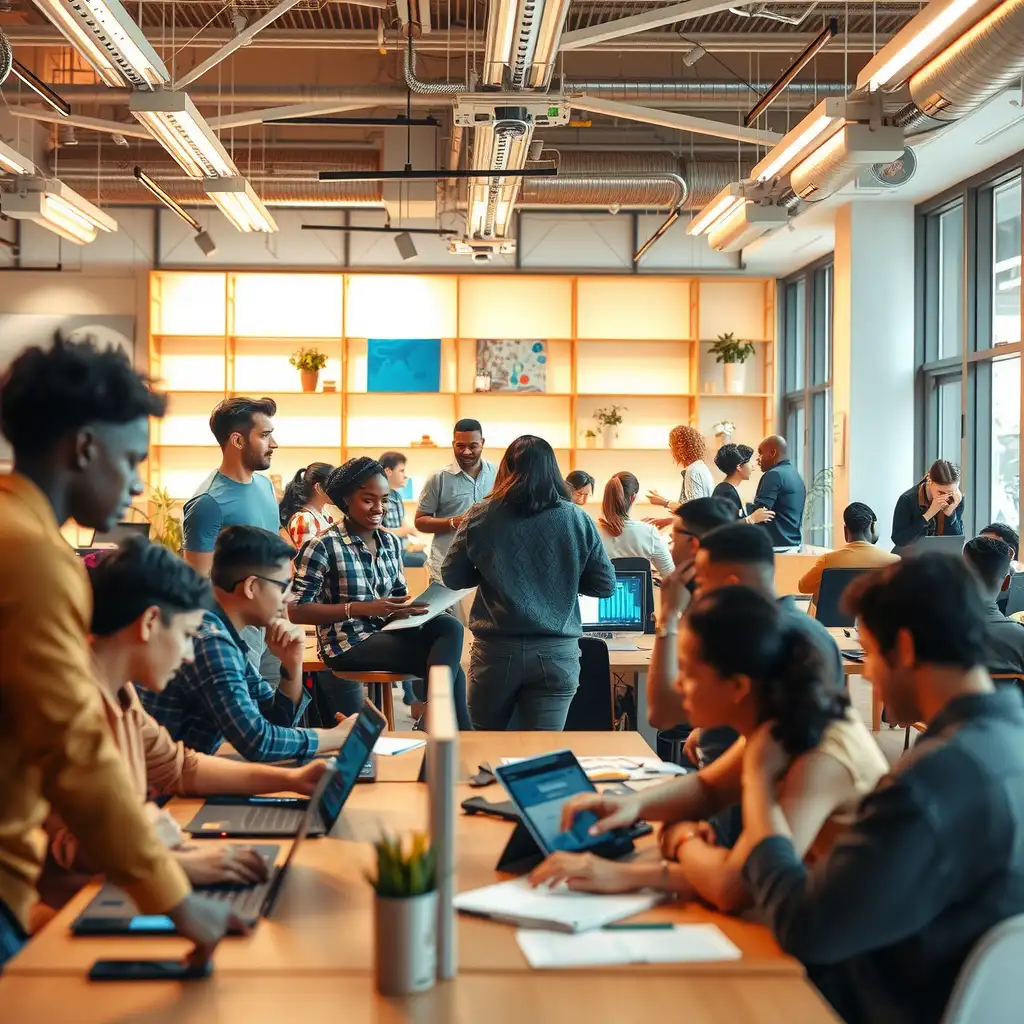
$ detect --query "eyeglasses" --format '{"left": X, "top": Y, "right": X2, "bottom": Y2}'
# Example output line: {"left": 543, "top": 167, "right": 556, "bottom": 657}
{"left": 231, "top": 573, "right": 292, "bottom": 594}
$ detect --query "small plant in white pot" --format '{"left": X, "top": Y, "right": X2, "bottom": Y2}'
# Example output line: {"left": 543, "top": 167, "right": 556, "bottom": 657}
{"left": 582, "top": 428, "right": 598, "bottom": 449}
{"left": 369, "top": 832, "right": 437, "bottom": 996}
{"left": 594, "top": 405, "right": 626, "bottom": 448}
{"left": 709, "top": 333, "right": 755, "bottom": 395}
{"left": 290, "top": 346, "right": 328, "bottom": 393}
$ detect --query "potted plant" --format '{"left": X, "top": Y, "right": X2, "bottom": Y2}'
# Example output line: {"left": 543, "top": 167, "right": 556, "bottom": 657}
{"left": 594, "top": 405, "right": 626, "bottom": 448}
{"left": 369, "top": 832, "right": 437, "bottom": 996}
{"left": 712, "top": 420, "right": 736, "bottom": 444}
{"left": 709, "top": 333, "right": 756, "bottom": 395}
{"left": 583, "top": 428, "right": 598, "bottom": 449}
{"left": 148, "top": 486, "right": 183, "bottom": 554}
{"left": 289, "top": 347, "right": 328, "bottom": 393}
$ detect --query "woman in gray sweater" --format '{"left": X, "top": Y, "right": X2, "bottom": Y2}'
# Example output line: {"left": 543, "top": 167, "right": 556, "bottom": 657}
{"left": 441, "top": 435, "right": 616, "bottom": 730}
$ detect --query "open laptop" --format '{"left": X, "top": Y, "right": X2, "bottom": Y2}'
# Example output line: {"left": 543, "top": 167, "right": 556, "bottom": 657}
{"left": 183, "top": 700, "right": 387, "bottom": 838}
{"left": 72, "top": 758, "right": 343, "bottom": 936}
{"left": 894, "top": 535, "right": 966, "bottom": 558}
{"left": 578, "top": 570, "right": 646, "bottom": 651}
{"left": 90, "top": 521, "right": 151, "bottom": 546}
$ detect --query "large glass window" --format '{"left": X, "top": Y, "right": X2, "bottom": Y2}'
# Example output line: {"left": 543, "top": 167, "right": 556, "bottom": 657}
{"left": 993, "top": 178, "right": 1021, "bottom": 347}
{"left": 991, "top": 355, "right": 1020, "bottom": 527}
{"left": 938, "top": 205, "right": 964, "bottom": 359}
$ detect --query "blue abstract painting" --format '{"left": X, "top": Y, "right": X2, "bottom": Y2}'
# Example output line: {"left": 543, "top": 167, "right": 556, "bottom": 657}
{"left": 367, "top": 338, "right": 441, "bottom": 393}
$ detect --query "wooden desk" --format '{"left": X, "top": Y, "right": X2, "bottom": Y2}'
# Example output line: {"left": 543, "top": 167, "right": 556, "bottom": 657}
{"left": 8, "top": 733, "right": 799, "bottom": 980}
{"left": 0, "top": 972, "right": 840, "bottom": 1024}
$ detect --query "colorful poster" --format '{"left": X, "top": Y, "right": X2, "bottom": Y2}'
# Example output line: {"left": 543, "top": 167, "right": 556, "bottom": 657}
{"left": 367, "top": 338, "right": 441, "bottom": 393}
{"left": 475, "top": 339, "right": 547, "bottom": 393}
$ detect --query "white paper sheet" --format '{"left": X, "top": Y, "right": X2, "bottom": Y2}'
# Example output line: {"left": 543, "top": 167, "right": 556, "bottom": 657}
{"left": 380, "top": 583, "right": 475, "bottom": 631}
{"left": 498, "top": 756, "right": 687, "bottom": 781}
{"left": 373, "top": 737, "right": 426, "bottom": 756}
{"left": 516, "top": 924, "right": 742, "bottom": 968}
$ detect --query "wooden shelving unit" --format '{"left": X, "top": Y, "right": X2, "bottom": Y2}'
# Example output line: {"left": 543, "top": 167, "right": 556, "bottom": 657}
{"left": 147, "top": 272, "right": 776, "bottom": 512}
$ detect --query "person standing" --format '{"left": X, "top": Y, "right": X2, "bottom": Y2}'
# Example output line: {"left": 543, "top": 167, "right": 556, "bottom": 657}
{"left": 379, "top": 451, "right": 426, "bottom": 569}
{"left": 183, "top": 397, "right": 281, "bottom": 680}
{"left": 414, "top": 418, "right": 498, "bottom": 585}
{"left": 597, "top": 471, "right": 673, "bottom": 576}
{"left": 441, "top": 435, "right": 616, "bottom": 731}
{"left": 646, "top": 425, "right": 714, "bottom": 528}
{"left": 279, "top": 462, "right": 335, "bottom": 548}
{"left": 751, "top": 435, "right": 806, "bottom": 552}
{"left": 712, "top": 443, "right": 753, "bottom": 517}
{"left": 891, "top": 458, "right": 964, "bottom": 550}
{"left": 0, "top": 336, "right": 241, "bottom": 966}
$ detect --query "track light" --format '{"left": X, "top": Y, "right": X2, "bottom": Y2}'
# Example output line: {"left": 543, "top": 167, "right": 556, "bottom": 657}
{"left": 394, "top": 232, "right": 418, "bottom": 260}
{"left": 194, "top": 230, "right": 217, "bottom": 257}
{"left": 682, "top": 43, "right": 706, "bottom": 67}
{"left": 3, "top": 176, "right": 117, "bottom": 244}
{"left": 133, "top": 165, "right": 200, "bottom": 229}
{"left": 10, "top": 59, "right": 71, "bottom": 117}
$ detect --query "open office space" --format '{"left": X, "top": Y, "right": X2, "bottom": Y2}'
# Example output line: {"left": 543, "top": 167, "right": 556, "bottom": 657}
{"left": 0, "top": 0, "right": 1023, "bottom": 1022}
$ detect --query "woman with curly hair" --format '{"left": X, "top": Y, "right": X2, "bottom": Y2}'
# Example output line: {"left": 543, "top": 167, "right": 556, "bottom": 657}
{"left": 646, "top": 425, "right": 715, "bottom": 526}
{"left": 529, "top": 585, "right": 886, "bottom": 911}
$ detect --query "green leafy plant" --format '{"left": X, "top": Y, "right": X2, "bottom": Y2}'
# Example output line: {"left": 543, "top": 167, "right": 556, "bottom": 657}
{"left": 584, "top": 428, "right": 597, "bottom": 439}
{"left": 368, "top": 832, "right": 436, "bottom": 898}
{"left": 710, "top": 332, "right": 756, "bottom": 365}
{"left": 289, "top": 347, "right": 328, "bottom": 372}
{"left": 594, "top": 405, "right": 627, "bottom": 428}
{"left": 149, "top": 486, "right": 183, "bottom": 554}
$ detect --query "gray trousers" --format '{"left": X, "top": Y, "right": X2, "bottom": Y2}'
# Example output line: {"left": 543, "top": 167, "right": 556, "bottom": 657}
{"left": 468, "top": 636, "right": 580, "bottom": 731}
{"left": 241, "top": 624, "right": 282, "bottom": 691}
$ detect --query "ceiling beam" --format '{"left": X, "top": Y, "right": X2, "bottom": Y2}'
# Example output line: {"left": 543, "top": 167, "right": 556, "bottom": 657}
{"left": 207, "top": 102, "right": 369, "bottom": 130}
{"left": 6, "top": 106, "right": 151, "bottom": 139}
{"left": 572, "top": 96, "right": 781, "bottom": 145}
{"left": 559, "top": 0, "right": 741, "bottom": 51}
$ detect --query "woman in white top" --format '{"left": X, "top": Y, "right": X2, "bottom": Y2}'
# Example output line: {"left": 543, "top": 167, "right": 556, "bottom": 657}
{"left": 530, "top": 585, "right": 887, "bottom": 912}
{"left": 646, "top": 425, "right": 714, "bottom": 528}
{"left": 279, "top": 462, "right": 336, "bottom": 548}
{"left": 597, "top": 471, "right": 674, "bottom": 576}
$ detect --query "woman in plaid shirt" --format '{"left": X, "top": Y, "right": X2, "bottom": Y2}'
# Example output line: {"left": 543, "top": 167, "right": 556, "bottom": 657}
{"left": 291, "top": 457, "right": 472, "bottom": 729}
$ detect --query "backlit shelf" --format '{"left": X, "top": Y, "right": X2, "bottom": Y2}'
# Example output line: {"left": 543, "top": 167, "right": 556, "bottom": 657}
{"left": 575, "top": 393, "right": 695, "bottom": 399}
{"left": 700, "top": 392, "right": 773, "bottom": 398}
{"left": 346, "top": 391, "right": 458, "bottom": 397}
{"left": 152, "top": 334, "right": 228, "bottom": 341}
{"left": 464, "top": 392, "right": 573, "bottom": 398}
{"left": 575, "top": 338, "right": 697, "bottom": 344}
{"left": 228, "top": 335, "right": 343, "bottom": 342}
{"left": 698, "top": 338, "right": 772, "bottom": 344}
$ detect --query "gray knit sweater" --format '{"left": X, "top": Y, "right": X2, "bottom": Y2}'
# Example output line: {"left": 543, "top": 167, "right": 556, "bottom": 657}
{"left": 440, "top": 498, "right": 616, "bottom": 638}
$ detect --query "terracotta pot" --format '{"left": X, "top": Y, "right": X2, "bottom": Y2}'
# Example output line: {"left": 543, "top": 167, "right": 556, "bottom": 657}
{"left": 300, "top": 369, "right": 319, "bottom": 393}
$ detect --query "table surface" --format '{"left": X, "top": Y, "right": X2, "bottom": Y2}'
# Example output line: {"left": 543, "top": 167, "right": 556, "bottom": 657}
{"left": 1, "top": 732, "right": 839, "bottom": 1023}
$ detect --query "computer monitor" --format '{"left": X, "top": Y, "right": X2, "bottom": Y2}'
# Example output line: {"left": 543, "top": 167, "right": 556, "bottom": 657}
{"left": 578, "top": 570, "right": 646, "bottom": 633}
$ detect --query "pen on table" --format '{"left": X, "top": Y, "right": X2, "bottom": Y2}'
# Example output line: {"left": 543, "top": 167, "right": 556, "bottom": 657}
{"left": 602, "top": 923, "right": 673, "bottom": 931}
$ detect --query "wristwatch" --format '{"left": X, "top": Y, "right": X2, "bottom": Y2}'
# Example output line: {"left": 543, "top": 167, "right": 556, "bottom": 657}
{"left": 655, "top": 620, "right": 678, "bottom": 639}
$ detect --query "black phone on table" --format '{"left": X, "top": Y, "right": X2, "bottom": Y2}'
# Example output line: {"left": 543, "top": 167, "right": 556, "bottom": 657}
{"left": 88, "top": 959, "right": 213, "bottom": 982}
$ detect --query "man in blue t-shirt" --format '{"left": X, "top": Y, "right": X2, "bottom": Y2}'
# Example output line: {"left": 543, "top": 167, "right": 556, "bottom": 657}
{"left": 183, "top": 396, "right": 281, "bottom": 679}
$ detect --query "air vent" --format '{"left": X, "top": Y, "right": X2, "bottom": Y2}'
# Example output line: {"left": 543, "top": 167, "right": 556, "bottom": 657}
{"left": 863, "top": 146, "right": 918, "bottom": 189}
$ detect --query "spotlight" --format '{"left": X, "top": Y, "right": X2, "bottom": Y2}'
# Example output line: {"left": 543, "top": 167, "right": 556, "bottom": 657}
{"left": 394, "top": 231, "right": 417, "bottom": 260}
{"left": 194, "top": 229, "right": 217, "bottom": 257}
{"left": 683, "top": 43, "right": 706, "bottom": 68}
{"left": 528, "top": 140, "right": 544, "bottom": 161}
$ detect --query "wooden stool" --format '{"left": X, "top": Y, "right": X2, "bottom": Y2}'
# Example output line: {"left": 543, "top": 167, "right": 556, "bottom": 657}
{"left": 330, "top": 671, "right": 407, "bottom": 731}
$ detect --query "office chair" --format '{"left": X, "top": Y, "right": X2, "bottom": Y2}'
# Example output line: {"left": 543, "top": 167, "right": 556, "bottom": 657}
{"left": 1004, "top": 574, "right": 1024, "bottom": 616}
{"left": 611, "top": 557, "right": 656, "bottom": 634}
{"left": 563, "top": 638, "right": 616, "bottom": 731}
{"left": 942, "top": 914, "right": 1024, "bottom": 1023}
{"left": 814, "top": 567, "right": 870, "bottom": 628}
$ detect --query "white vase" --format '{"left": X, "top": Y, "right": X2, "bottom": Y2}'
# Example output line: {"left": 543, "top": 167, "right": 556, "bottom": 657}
{"left": 601, "top": 424, "right": 617, "bottom": 448}
{"left": 723, "top": 363, "right": 745, "bottom": 395}
{"left": 374, "top": 891, "right": 438, "bottom": 996}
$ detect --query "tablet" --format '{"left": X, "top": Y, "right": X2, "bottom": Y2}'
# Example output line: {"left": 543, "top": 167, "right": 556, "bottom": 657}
{"left": 495, "top": 750, "right": 635, "bottom": 860}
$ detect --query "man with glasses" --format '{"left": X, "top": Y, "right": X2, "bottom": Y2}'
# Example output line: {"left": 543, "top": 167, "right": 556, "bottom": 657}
{"left": 140, "top": 526, "right": 353, "bottom": 763}
{"left": 414, "top": 419, "right": 498, "bottom": 588}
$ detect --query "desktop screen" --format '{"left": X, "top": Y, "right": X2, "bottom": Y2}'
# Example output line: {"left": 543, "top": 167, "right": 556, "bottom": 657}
{"left": 578, "top": 571, "right": 645, "bottom": 630}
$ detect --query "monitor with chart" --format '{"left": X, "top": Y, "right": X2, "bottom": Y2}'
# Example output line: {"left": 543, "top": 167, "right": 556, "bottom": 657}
{"left": 578, "top": 570, "right": 646, "bottom": 633}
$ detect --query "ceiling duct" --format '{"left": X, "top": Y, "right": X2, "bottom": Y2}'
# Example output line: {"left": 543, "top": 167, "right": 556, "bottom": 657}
{"left": 402, "top": 37, "right": 464, "bottom": 95}
{"left": 861, "top": 146, "right": 918, "bottom": 188}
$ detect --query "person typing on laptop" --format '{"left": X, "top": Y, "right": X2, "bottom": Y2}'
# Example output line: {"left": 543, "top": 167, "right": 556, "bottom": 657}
{"left": 141, "top": 526, "right": 353, "bottom": 763}
{"left": 40, "top": 537, "right": 333, "bottom": 913}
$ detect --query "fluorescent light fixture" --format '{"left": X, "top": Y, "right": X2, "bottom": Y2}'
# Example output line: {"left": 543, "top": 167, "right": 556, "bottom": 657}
{"left": 483, "top": 0, "right": 520, "bottom": 86}
{"left": 855, "top": 0, "right": 995, "bottom": 92}
{"left": 10, "top": 60, "right": 72, "bottom": 117}
{"left": 2, "top": 176, "right": 117, "bottom": 244}
{"left": 789, "top": 124, "right": 905, "bottom": 201}
{"left": 687, "top": 183, "right": 745, "bottom": 236}
{"left": 31, "top": 0, "right": 170, "bottom": 89}
{"left": 482, "top": 0, "right": 570, "bottom": 89}
{"left": 133, "top": 165, "right": 201, "bottom": 230}
{"left": 203, "top": 177, "right": 278, "bottom": 233}
{"left": 466, "top": 114, "right": 533, "bottom": 239}
{"left": 750, "top": 101, "right": 844, "bottom": 184}
{"left": 130, "top": 90, "right": 238, "bottom": 179}
{"left": 526, "top": 0, "right": 571, "bottom": 88}
{"left": 0, "top": 141, "right": 38, "bottom": 176}
{"left": 707, "top": 201, "right": 788, "bottom": 253}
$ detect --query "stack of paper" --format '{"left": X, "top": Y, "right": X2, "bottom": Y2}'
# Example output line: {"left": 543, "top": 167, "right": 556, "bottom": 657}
{"left": 516, "top": 925, "right": 742, "bottom": 968}
{"left": 453, "top": 877, "right": 661, "bottom": 933}
{"left": 498, "top": 756, "right": 687, "bottom": 781}
{"left": 373, "top": 737, "right": 426, "bottom": 756}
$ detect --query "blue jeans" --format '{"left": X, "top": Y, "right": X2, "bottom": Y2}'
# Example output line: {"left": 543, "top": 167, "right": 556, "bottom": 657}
{"left": 469, "top": 636, "right": 580, "bottom": 731}
{"left": 0, "top": 899, "right": 26, "bottom": 969}
{"left": 403, "top": 549, "right": 427, "bottom": 568}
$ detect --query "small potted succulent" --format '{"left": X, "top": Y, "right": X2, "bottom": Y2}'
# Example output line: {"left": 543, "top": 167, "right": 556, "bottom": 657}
{"left": 594, "top": 405, "right": 627, "bottom": 448}
{"left": 289, "top": 346, "right": 328, "bottom": 393}
{"left": 369, "top": 832, "right": 437, "bottom": 996}
{"left": 709, "top": 333, "right": 756, "bottom": 394}
{"left": 582, "top": 427, "right": 598, "bottom": 449}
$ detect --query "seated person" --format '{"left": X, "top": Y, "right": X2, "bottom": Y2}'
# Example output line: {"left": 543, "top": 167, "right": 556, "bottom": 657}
{"left": 529, "top": 585, "right": 886, "bottom": 911}
{"left": 141, "top": 526, "right": 353, "bottom": 762}
{"left": 963, "top": 536, "right": 1024, "bottom": 678}
{"left": 279, "top": 462, "right": 335, "bottom": 548}
{"left": 290, "top": 457, "right": 473, "bottom": 730}
{"left": 740, "top": 554, "right": 1024, "bottom": 1024}
{"left": 980, "top": 522, "right": 1021, "bottom": 613}
{"left": 380, "top": 451, "right": 427, "bottom": 569}
{"left": 798, "top": 502, "right": 899, "bottom": 609}
{"left": 597, "top": 471, "right": 673, "bottom": 576}
{"left": 40, "top": 537, "right": 331, "bottom": 910}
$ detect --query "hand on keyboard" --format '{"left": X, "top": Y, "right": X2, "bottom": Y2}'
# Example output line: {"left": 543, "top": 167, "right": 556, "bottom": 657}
{"left": 176, "top": 843, "right": 270, "bottom": 887}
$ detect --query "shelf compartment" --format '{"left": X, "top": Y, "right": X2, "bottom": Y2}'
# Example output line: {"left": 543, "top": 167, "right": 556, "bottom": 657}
{"left": 347, "top": 337, "right": 457, "bottom": 394}
{"left": 232, "top": 274, "right": 343, "bottom": 338}
{"left": 576, "top": 340, "right": 692, "bottom": 395}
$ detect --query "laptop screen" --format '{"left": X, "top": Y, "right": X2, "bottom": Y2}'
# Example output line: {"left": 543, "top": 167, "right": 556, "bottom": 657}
{"left": 89, "top": 521, "right": 151, "bottom": 546}
{"left": 318, "top": 701, "right": 387, "bottom": 829}
{"left": 578, "top": 570, "right": 646, "bottom": 632}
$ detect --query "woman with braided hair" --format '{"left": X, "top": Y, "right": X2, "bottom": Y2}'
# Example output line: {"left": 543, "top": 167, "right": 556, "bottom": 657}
{"left": 290, "top": 457, "right": 472, "bottom": 728}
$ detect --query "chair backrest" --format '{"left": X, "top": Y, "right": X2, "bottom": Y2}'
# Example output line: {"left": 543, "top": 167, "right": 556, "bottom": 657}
{"left": 611, "top": 558, "right": 655, "bottom": 634}
{"left": 1005, "top": 573, "right": 1024, "bottom": 616}
{"left": 813, "top": 567, "right": 869, "bottom": 627}
{"left": 942, "top": 914, "right": 1024, "bottom": 1024}
{"left": 564, "top": 638, "right": 615, "bottom": 731}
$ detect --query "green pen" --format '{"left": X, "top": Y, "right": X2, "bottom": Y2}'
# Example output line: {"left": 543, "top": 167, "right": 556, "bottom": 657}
{"left": 602, "top": 922, "right": 673, "bottom": 931}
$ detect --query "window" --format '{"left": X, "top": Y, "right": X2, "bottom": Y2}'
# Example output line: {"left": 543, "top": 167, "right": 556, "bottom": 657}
{"left": 780, "top": 256, "right": 833, "bottom": 547}
{"left": 916, "top": 160, "right": 1023, "bottom": 539}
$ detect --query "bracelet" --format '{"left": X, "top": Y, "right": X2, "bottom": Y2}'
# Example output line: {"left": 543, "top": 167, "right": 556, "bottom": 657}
{"left": 449, "top": 517, "right": 457, "bottom": 532}
{"left": 343, "top": 602, "right": 351, "bottom": 620}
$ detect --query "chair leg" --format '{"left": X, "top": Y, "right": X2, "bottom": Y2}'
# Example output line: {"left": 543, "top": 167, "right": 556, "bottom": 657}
{"left": 381, "top": 682, "right": 396, "bottom": 732}
{"left": 903, "top": 727, "right": 911, "bottom": 751}
{"left": 872, "top": 689, "right": 883, "bottom": 732}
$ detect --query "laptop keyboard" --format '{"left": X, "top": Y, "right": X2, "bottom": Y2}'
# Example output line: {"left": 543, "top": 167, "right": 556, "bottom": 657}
{"left": 201, "top": 877, "right": 275, "bottom": 919}
{"left": 241, "top": 805, "right": 304, "bottom": 832}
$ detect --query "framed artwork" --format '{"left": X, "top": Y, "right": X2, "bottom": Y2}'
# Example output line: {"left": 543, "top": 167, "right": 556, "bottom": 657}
{"left": 475, "top": 339, "right": 547, "bottom": 393}
{"left": 367, "top": 338, "right": 441, "bottom": 393}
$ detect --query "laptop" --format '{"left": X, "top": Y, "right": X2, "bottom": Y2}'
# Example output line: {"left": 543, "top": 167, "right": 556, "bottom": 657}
{"left": 578, "top": 570, "right": 646, "bottom": 650}
{"left": 89, "top": 521, "right": 151, "bottom": 546}
{"left": 71, "top": 758, "right": 343, "bottom": 936}
{"left": 183, "top": 700, "right": 387, "bottom": 838}
{"left": 894, "top": 534, "right": 966, "bottom": 558}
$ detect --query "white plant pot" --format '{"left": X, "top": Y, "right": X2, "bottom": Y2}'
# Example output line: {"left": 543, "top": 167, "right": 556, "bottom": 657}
{"left": 723, "top": 363, "right": 745, "bottom": 395}
{"left": 601, "top": 424, "right": 618, "bottom": 448}
{"left": 374, "top": 891, "right": 438, "bottom": 996}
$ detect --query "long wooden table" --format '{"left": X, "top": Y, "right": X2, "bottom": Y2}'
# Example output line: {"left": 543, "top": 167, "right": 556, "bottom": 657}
{"left": 0, "top": 733, "right": 839, "bottom": 1022}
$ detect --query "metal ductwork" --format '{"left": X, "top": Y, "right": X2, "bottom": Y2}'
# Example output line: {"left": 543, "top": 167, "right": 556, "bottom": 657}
{"left": 895, "top": 0, "right": 1024, "bottom": 133}
{"left": 403, "top": 38, "right": 465, "bottom": 95}
{"left": 559, "top": 78, "right": 847, "bottom": 108}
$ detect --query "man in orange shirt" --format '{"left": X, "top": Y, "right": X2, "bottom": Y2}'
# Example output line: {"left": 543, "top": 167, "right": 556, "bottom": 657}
{"left": 0, "top": 336, "right": 243, "bottom": 966}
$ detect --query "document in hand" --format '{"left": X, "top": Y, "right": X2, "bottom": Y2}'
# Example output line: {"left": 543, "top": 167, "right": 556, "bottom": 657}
{"left": 452, "top": 877, "right": 661, "bottom": 933}
{"left": 380, "top": 583, "right": 475, "bottom": 632}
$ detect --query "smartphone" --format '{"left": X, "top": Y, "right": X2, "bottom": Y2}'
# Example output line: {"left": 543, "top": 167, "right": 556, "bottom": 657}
{"left": 88, "top": 959, "right": 213, "bottom": 982}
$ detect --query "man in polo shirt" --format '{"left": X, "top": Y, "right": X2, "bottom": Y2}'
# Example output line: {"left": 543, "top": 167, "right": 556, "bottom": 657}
{"left": 414, "top": 419, "right": 498, "bottom": 586}
{"left": 963, "top": 535, "right": 1024, "bottom": 678}
{"left": 752, "top": 434, "right": 806, "bottom": 553}
{"left": 741, "top": 554, "right": 1024, "bottom": 1024}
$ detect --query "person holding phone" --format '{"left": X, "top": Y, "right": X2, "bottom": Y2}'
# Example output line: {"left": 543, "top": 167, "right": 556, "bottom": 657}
{"left": 891, "top": 458, "right": 964, "bottom": 549}
{"left": 291, "top": 457, "right": 473, "bottom": 730}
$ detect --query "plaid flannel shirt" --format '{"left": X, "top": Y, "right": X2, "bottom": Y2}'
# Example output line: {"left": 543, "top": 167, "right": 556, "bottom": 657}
{"left": 292, "top": 521, "right": 407, "bottom": 660}
{"left": 139, "top": 607, "right": 316, "bottom": 764}
{"left": 382, "top": 490, "right": 405, "bottom": 531}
